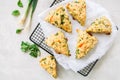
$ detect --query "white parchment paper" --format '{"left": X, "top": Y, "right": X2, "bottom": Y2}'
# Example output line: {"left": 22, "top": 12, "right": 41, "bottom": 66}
{"left": 38, "top": 0, "right": 118, "bottom": 72}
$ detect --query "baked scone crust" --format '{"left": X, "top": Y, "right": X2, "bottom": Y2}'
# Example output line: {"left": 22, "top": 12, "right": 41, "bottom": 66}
{"left": 76, "top": 29, "right": 97, "bottom": 59}
{"left": 40, "top": 55, "right": 57, "bottom": 78}
{"left": 45, "top": 31, "right": 71, "bottom": 56}
{"left": 66, "top": 0, "right": 86, "bottom": 26}
{"left": 45, "top": 6, "right": 72, "bottom": 33}
{"left": 86, "top": 16, "right": 112, "bottom": 34}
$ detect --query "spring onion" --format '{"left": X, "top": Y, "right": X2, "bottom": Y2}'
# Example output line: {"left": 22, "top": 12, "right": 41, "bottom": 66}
{"left": 19, "top": 0, "right": 33, "bottom": 25}
{"left": 24, "top": 0, "right": 38, "bottom": 31}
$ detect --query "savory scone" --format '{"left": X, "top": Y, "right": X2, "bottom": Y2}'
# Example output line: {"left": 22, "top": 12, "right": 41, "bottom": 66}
{"left": 45, "top": 31, "right": 71, "bottom": 56}
{"left": 86, "top": 16, "right": 112, "bottom": 34}
{"left": 40, "top": 55, "right": 57, "bottom": 78}
{"left": 45, "top": 6, "right": 72, "bottom": 33}
{"left": 76, "top": 29, "right": 97, "bottom": 59}
{"left": 66, "top": 0, "right": 86, "bottom": 26}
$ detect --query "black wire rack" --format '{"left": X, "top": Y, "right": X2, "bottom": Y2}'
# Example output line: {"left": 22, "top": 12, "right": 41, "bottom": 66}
{"left": 29, "top": 0, "right": 119, "bottom": 76}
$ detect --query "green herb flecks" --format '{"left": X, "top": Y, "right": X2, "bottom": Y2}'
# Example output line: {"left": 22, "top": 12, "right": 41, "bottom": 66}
{"left": 21, "top": 41, "right": 40, "bottom": 58}
{"left": 12, "top": 10, "right": 20, "bottom": 16}
{"left": 76, "top": 49, "right": 79, "bottom": 54}
{"left": 61, "top": 14, "right": 65, "bottom": 25}
{"left": 18, "top": 0, "right": 23, "bottom": 8}
{"left": 55, "top": 32, "right": 58, "bottom": 36}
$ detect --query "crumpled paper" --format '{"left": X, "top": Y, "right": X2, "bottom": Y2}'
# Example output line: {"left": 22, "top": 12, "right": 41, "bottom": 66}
{"left": 38, "top": 0, "right": 118, "bottom": 72}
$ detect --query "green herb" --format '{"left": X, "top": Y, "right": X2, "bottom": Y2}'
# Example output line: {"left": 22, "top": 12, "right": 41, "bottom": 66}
{"left": 62, "top": 8, "right": 65, "bottom": 11}
{"left": 56, "top": 13, "right": 58, "bottom": 15}
{"left": 42, "top": 58, "right": 46, "bottom": 61}
{"left": 68, "top": 50, "right": 70, "bottom": 53}
{"left": 76, "top": 49, "right": 79, "bottom": 54}
{"left": 50, "top": 66, "right": 53, "bottom": 69}
{"left": 16, "top": 29, "right": 23, "bottom": 34}
{"left": 18, "top": 0, "right": 23, "bottom": 7}
{"left": 51, "top": 57, "right": 54, "bottom": 60}
{"left": 21, "top": 41, "right": 40, "bottom": 58}
{"left": 75, "top": 1, "right": 79, "bottom": 3}
{"left": 98, "top": 29, "right": 101, "bottom": 31}
{"left": 21, "top": 41, "right": 30, "bottom": 52}
{"left": 55, "top": 33, "right": 58, "bottom": 36}
{"left": 55, "top": 21, "right": 58, "bottom": 25}
{"left": 61, "top": 14, "right": 65, "bottom": 24}
{"left": 12, "top": 10, "right": 20, "bottom": 16}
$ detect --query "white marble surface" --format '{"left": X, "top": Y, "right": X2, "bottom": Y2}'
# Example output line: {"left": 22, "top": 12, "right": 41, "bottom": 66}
{"left": 0, "top": 0, "right": 120, "bottom": 80}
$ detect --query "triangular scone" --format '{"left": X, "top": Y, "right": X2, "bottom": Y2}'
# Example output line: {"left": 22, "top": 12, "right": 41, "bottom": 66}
{"left": 76, "top": 29, "right": 97, "bottom": 59}
{"left": 66, "top": 0, "right": 86, "bottom": 26}
{"left": 86, "top": 16, "right": 112, "bottom": 34}
{"left": 40, "top": 55, "right": 57, "bottom": 78}
{"left": 45, "top": 6, "right": 72, "bottom": 33}
{"left": 45, "top": 31, "right": 71, "bottom": 56}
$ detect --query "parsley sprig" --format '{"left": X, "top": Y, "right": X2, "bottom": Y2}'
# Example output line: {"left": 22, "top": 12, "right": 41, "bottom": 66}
{"left": 21, "top": 41, "right": 40, "bottom": 58}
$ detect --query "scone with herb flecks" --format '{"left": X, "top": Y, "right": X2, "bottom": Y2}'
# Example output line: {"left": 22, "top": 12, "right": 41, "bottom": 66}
{"left": 45, "top": 6, "right": 72, "bottom": 33}
{"left": 76, "top": 29, "right": 97, "bottom": 59}
{"left": 86, "top": 16, "right": 112, "bottom": 34}
{"left": 66, "top": 0, "right": 86, "bottom": 26}
{"left": 45, "top": 31, "right": 71, "bottom": 56}
{"left": 40, "top": 55, "right": 57, "bottom": 78}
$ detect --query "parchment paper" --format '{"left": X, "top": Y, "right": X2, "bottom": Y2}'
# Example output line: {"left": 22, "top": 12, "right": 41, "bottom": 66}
{"left": 38, "top": 0, "right": 118, "bottom": 72}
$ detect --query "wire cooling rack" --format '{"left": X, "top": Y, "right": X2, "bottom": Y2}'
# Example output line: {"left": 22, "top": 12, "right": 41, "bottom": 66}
{"left": 29, "top": 0, "right": 119, "bottom": 76}
{"left": 29, "top": 23, "right": 98, "bottom": 76}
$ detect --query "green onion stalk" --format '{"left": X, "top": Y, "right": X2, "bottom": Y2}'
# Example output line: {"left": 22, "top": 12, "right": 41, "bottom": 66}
{"left": 24, "top": 0, "right": 38, "bottom": 31}
{"left": 19, "top": 0, "right": 33, "bottom": 26}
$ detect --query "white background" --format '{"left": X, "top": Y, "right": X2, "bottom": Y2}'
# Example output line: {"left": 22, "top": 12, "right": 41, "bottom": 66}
{"left": 0, "top": 0, "right": 120, "bottom": 80}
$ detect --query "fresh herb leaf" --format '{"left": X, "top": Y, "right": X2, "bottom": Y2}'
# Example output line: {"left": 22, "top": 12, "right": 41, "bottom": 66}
{"left": 29, "top": 51, "right": 38, "bottom": 58}
{"left": 21, "top": 41, "right": 30, "bottom": 52}
{"left": 20, "top": 41, "right": 40, "bottom": 58}
{"left": 12, "top": 10, "right": 20, "bottom": 16}
{"left": 18, "top": 0, "right": 23, "bottom": 8}
{"left": 16, "top": 29, "right": 23, "bottom": 34}
{"left": 29, "top": 44, "right": 40, "bottom": 57}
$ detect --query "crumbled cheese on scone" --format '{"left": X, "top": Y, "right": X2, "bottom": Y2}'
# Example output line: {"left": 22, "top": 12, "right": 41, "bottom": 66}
{"left": 40, "top": 55, "right": 57, "bottom": 78}
{"left": 45, "top": 6, "right": 72, "bottom": 33}
{"left": 86, "top": 16, "right": 112, "bottom": 34}
{"left": 76, "top": 29, "right": 97, "bottom": 59}
{"left": 45, "top": 31, "right": 71, "bottom": 56}
{"left": 66, "top": 0, "right": 86, "bottom": 26}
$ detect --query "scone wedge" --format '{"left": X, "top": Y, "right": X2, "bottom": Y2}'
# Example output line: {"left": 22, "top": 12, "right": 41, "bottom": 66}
{"left": 45, "top": 31, "right": 71, "bottom": 56}
{"left": 40, "top": 55, "right": 57, "bottom": 78}
{"left": 66, "top": 0, "right": 86, "bottom": 26}
{"left": 86, "top": 16, "right": 112, "bottom": 34}
{"left": 76, "top": 29, "right": 97, "bottom": 59}
{"left": 45, "top": 6, "right": 72, "bottom": 33}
